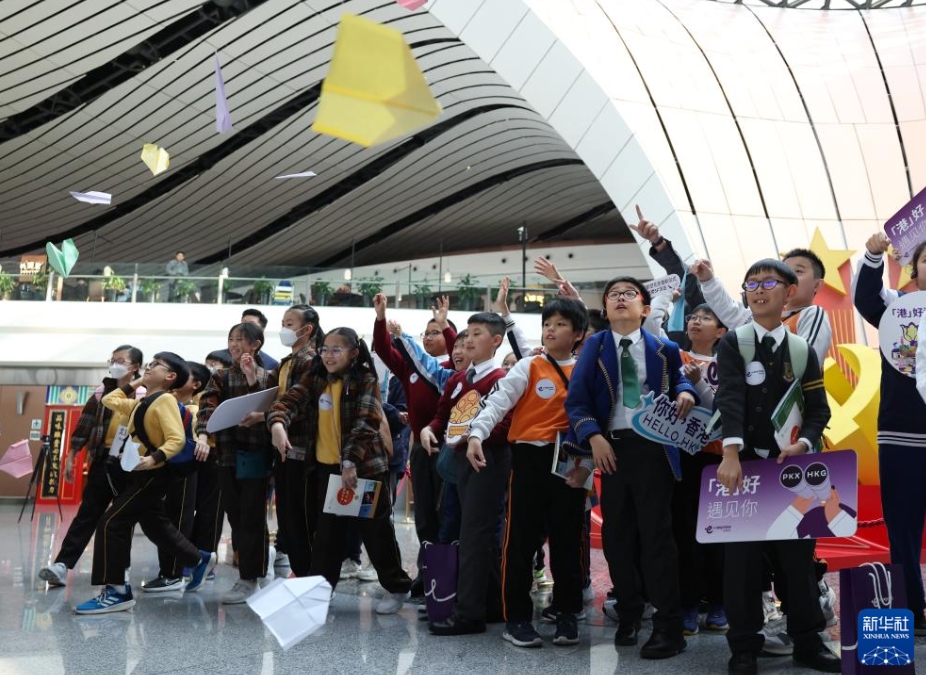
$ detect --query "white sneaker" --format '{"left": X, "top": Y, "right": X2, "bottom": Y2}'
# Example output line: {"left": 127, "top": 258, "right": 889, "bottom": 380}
{"left": 340, "top": 560, "right": 360, "bottom": 580}
{"left": 39, "top": 562, "right": 67, "bottom": 587}
{"left": 262, "top": 546, "right": 276, "bottom": 584}
{"left": 222, "top": 579, "right": 258, "bottom": 604}
{"left": 641, "top": 602, "right": 655, "bottom": 620}
{"left": 762, "top": 591, "right": 783, "bottom": 623}
{"left": 376, "top": 591, "right": 409, "bottom": 615}
{"left": 819, "top": 580, "right": 837, "bottom": 627}
{"left": 274, "top": 552, "right": 290, "bottom": 570}
{"left": 356, "top": 565, "right": 378, "bottom": 583}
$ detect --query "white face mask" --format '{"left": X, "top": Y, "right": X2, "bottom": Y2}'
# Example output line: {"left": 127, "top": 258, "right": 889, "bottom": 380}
{"left": 108, "top": 363, "right": 130, "bottom": 379}
{"left": 280, "top": 326, "right": 307, "bottom": 347}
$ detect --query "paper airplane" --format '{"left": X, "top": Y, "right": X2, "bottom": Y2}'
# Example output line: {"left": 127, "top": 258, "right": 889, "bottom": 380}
{"left": 140, "top": 143, "right": 170, "bottom": 176}
{"left": 312, "top": 14, "right": 442, "bottom": 147}
{"left": 247, "top": 576, "right": 332, "bottom": 650}
{"left": 274, "top": 171, "right": 317, "bottom": 179}
{"left": 46, "top": 238, "right": 80, "bottom": 278}
{"left": 397, "top": 0, "right": 428, "bottom": 9}
{"left": 70, "top": 191, "right": 111, "bottom": 205}
{"left": 215, "top": 53, "right": 233, "bottom": 133}
{"left": 0, "top": 440, "right": 33, "bottom": 479}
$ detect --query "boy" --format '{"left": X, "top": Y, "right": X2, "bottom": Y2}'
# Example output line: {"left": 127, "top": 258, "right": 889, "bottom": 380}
{"left": 467, "top": 298, "right": 588, "bottom": 648}
{"left": 565, "top": 277, "right": 696, "bottom": 659}
{"left": 421, "top": 312, "right": 511, "bottom": 635}
{"left": 76, "top": 353, "right": 215, "bottom": 614}
{"left": 715, "top": 260, "right": 838, "bottom": 675}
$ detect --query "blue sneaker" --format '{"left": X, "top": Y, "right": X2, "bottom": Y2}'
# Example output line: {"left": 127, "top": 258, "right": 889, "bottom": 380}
{"left": 705, "top": 605, "right": 729, "bottom": 631}
{"left": 75, "top": 585, "right": 136, "bottom": 614}
{"left": 185, "top": 551, "right": 216, "bottom": 593}
{"left": 682, "top": 606, "right": 700, "bottom": 635}
{"left": 206, "top": 570, "right": 216, "bottom": 582}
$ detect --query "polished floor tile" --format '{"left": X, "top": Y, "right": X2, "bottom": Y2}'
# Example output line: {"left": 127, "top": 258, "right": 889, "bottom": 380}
{"left": 0, "top": 503, "right": 923, "bottom": 675}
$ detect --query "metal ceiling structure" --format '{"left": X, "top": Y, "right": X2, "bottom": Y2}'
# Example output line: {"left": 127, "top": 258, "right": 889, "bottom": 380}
{"left": 0, "top": 0, "right": 627, "bottom": 271}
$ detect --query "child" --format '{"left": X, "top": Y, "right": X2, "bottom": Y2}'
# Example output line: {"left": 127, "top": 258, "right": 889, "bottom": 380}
{"left": 859, "top": 234, "right": 926, "bottom": 637}
{"left": 564, "top": 276, "right": 695, "bottom": 659}
{"left": 468, "top": 298, "right": 589, "bottom": 648}
{"left": 268, "top": 328, "right": 412, "bottom": 614}
{"left": 39, "top": 345, "right": 143, "bottom": 587}
{"left": 421, "top": 312, "right": 512, "bottom": 636}
{"left": 76, "top": 353, "right": 215, "bottom": 614}
{"left": 671, "top": 305, "right": 728, "bottom": 634}
{"left": 195, "top": 322, "right": 274, "bottom": 605}
{"left": 715, "top": 259, "right": 837, "bottom": 675}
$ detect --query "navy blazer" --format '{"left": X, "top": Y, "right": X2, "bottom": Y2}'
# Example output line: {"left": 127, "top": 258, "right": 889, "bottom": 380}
{"left": 564, "top": 328, "right": 697, "bottom": 479}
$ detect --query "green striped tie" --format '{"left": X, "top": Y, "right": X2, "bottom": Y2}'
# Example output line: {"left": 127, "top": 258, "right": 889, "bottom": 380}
{"left": 620, "top": 338, "right": 640, "bottom": 409}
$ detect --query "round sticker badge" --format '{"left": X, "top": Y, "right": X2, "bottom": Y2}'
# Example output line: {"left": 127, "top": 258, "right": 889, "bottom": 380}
{"left": 319, "top": 393, "right": 334, "bottom": 411}
{"left": 535, "top": 378, "right": 557, "bottom": 399}
{"left": 451, "top": 382, "right": 463, "bottom": 399}
{"left": 409, "top": 373, "right": 419, "bottom": 384}
{"left": 745, "top": 361, "right": 766, "bottom": 385}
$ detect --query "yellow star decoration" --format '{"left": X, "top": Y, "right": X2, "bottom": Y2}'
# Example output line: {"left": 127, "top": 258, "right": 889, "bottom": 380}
{"left": 898, "top": 264, "right": 914, "bottom": 290}
{"left": 806, "top": 228, "right": 855, "bottom": 295}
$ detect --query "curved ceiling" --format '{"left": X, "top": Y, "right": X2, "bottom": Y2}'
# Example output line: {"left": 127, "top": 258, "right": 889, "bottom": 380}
{"left": 0, "top": 0, "right": 627, "bottom": 271}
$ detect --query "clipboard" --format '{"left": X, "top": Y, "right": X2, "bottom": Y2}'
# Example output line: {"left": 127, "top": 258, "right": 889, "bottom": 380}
{"left": 205, "top": 387, "right": 279, "bottom": 433}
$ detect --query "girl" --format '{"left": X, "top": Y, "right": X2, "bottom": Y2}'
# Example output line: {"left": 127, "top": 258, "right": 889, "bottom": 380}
{"left": 195, "top": 322, "right": 273, "bottom": 605}
{"left": 268, "top": 328, "right": 412, "bottom": 614}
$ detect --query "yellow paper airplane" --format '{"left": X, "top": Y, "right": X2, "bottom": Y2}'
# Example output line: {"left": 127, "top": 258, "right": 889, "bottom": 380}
{"left": 312, "top": 14, "right": 442, "bottom": 147}
{"left": 140, "top": 143, "right": 170, "bottom": 176}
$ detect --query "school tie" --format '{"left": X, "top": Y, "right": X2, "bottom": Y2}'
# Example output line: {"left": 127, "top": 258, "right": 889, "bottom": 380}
{"left": 761, "top": 334, "right": 776, "bottom": 353}
{"left": 619, "top": 338, "right": 640, "bottom": 409}
{"left": 466, "top": 367, "right": 476, "bottom": 384}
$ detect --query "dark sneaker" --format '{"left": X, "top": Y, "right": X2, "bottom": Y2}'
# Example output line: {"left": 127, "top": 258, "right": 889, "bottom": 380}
{"left": 682, "top": 606, "right": 700, "bottom": 635}
{"left": 553, "top": 612, "right": 579, "bottom": 645}
{"left": 706, "top": 605, "right": 729, "bottom": 631}
{"left": 540, "top": 605, "right": 587, "bottom": 622}
{"left": 502, "top": 621, "right": 542, "bottom": 648}
{"left": 185, "top": 551, "right": 216, "bottom": 593}
{"left": 142, "top": 576, "right": 183, "bottom": 593}
{"left": 75, "top": 585, "right": 136, "bottom": 614}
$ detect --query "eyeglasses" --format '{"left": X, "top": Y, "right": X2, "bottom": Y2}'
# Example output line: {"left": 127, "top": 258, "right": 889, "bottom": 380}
{"left": 319, "top": 347, "right": 346, "bottom": 357}
{"left": 145, "top": 361, "right": 173, "bottom": 372}
{"left": 420, "top": 330, "right": 442, "bottom": 339}
{"left": 606, "top": 289, "right": 639, "bottom": 301}
{"left": 685, "top": 314, "right": 715, "bottom": 324}
{"left": 107, "top": 358, "right": 131, "bottom": 365}
{"left": 742, "top": 279, "right": 785, "bottom": 292}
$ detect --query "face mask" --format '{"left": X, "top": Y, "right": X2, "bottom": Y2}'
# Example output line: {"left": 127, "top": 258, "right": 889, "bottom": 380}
{"left": 280, "top": 326, "right": 306, "bottom": 347}
{"left": 108, "top": 363, "right": 129, "bottom": 379}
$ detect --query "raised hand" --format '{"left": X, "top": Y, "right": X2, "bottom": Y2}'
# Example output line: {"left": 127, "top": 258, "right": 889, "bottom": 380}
{"left": 493, "top": 276, "right": 511, "bottom": 315}
{"left": 866, "top": 232, "right": 890, "bottom": 255}
{"left": 387, "top": 319, "right": 403, "bottom": 338}
{"left": 689, "top": 259, "right": 714, "bottom": 282}
{"left": 533, "top": 256, "right": 563, "bottom": 284}
{"left": 431, "top": 295, "right": 450, "bottom": 327}
{"left": 373, "top": 293, "right": 388, "bottom": 320}
{"left": 628, "top": 204, "right": 661, "bottom": 244}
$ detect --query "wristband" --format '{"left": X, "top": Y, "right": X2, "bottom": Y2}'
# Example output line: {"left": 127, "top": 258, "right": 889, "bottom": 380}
{"left": 652, "top": 236, "right": 666, "bottom": 247}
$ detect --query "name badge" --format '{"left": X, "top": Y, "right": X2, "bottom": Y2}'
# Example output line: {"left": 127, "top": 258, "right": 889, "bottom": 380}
{"left": 110, "top": 425, "right": 129, "bottom": 457}
{"left": 319, "top": 393, "right": 334, "bottom": 411}
{"left": 745, "top": 361, "right": 766, "bottom": 386}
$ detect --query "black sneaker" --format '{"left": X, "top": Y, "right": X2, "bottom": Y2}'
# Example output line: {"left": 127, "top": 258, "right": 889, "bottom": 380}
{"left": 915, "top": 613, "right": 926, "bottom": 638}
{"left": 141, "top": 576, "right": 183, "bottom": 593}
{"left": 540, "top": 605, "right": 587, "bottom": 623}
{"left": 409, "top": 576, "right": 425, "bottom": 600}
{"left": 553, "top": 612, "right": 579, "bottom": 645}
{"left": 502, "top": 621, "right": 542, "bottom": 648}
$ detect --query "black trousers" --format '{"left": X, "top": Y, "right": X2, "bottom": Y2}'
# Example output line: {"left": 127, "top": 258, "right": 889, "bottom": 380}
{"left": 158, "top": 469, "right": 198, "bottom": 578}
{"left": 672, "top": 451, "right": 724, "bottom": 608}
{"left": 285, "top": 462, "right": 318, "bottom": 577}
{"left": 409, "top": 442, "right": 442, "bottom": 547}
{"left": 502, "top": 443, "right": 586, "bottom": 623}
{"left": 190, "top": 458, "right": 223, "bottom": 553}
{"left": 220, "top": 467, "right": 270, "bottom": 581}
{"left": 455, "top": 443, "right": 511, "bottom": 622}
{"left": 724, "top": 538, "right": 826, "bottom": 655}
{"left": 55, "top": 456, "right": 126, "bottom": 569}
{"left": 309, "top": 463, "right": 411, "bottom": 594}
{"left": 600, "top": 435, "right": 681, "bottom": 635}
{"left": 92, "top": 468, "right": 200, "bottom": 586}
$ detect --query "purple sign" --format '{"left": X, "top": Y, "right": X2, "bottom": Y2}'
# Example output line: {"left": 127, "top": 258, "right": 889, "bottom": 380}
{"left": 696, "top": 449, "right": 857, "bottom": 543}
{"left": 884, "top": 186, "right": 926, "bottom": 265}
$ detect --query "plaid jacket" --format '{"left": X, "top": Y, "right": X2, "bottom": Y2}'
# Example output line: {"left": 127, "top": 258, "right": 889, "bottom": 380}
{"left": 267, "top": 369, "right": 388, "bottom": 478}
{"left": 267, "top": 345, "right": 316, "bottom": 456}
{"left": 70, "top": 379, "right": 130, "bottom": 462}
{"left": 196, "top": 365, "right": 272, "bottom": 467}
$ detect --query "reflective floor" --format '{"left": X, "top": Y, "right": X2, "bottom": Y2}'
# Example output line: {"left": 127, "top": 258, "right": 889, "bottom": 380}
{"left": 0, "top": 502, "right": 923, "bottom": 675}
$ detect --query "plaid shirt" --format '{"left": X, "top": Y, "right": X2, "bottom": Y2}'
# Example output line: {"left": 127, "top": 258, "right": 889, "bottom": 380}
{"left": 70, "top": 379, "right": 131, "bottom": 462}
{"left": 267, "top": 369, "right": 388, "bottom": 478}
{"left": 268, "top": 345, "right": 316, "bottom": 457}
{"left": 196, "top": 365, "right": 271, "bottom": 467}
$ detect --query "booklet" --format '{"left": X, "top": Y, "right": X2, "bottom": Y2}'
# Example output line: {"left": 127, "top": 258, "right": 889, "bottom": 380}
{"left": 771, "top": 381, "right": 804, "bottom": 450}
{"left": 549, "top": 432, "right": 594, "bottom": 491}
{"left": 322, "top": 474, "right": 381, "bottom": 518}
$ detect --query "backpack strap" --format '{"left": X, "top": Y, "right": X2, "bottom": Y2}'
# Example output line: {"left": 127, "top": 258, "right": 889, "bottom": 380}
{"left": 785, "top": 332, "right": 809, "bottom": 382}
{"left": 131, "top": 391, "right": 168, "bottom": 455}
{"left": 735, "top": 324, "right": 756, "bottom": 364}
{"left": 544, "top": 354, "right": 570, "bottom": 391}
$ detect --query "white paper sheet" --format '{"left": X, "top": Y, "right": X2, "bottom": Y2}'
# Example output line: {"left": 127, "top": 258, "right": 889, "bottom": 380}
{"left": 70, "top": 191, "right": 111, "bottom": 205}
{"left": 247, "top": 576, "right": 332, "bottom": 650}
{"left": 274, "top": 171, "right": 317, "bottom": 179}
{"left": 205, "top": 387, "right": 279, "bottom": 433}
{"left": 110, "top": 425, "right": 129, "bottom": 457}
{"left": 120, "top": 438, "right": 141, "bottom": 472}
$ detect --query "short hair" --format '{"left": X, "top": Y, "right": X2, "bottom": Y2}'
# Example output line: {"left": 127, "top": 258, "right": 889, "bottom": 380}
{"left": 688, "top": 303, "right": 726, "bottom": 330}
{"left": 113, "top": 345, "right": 143, "bottom": 366}
{"left": 541, "top": 298, "right": 589, "bottom": 335}
{"left": 241, "top": 308, "right": 268, "bottom": 329}
{"left": 467, "top": 312, "right": 506, "bottom": 337}
{"left": 586, "top": 309, "right": 609, "bottom": 334}
{"left": 427, "top": 318, "right": 457, "bottom": 332}
{"left": 454, "top": 328, "right": 468, "bottom": 344}
{"left": 911, "top": 240, "right": 926, "bottom": 279}
{"left": 205, "top": 350, "right": 233, "bottom": 367}
{"left": 186, "top": 361, "right": 211, "bottom": 396}
{"left": 601, "top": 276, "right": 651, "bottom": 308}
{"left": 154, "top": 352, "right": 189, "bottom": 390}
{"left": 782, "top": 248, "right": 825, "bottom": 280}
{"left": 744, "top": 258, "right": 798, "bottom": 286}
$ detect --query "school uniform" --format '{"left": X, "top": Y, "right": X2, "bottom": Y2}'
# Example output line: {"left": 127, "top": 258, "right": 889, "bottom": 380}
{"left": 469, "top": 354, "right": 587, "bottom": 624}
{"left": 714, "top": 324, "right": 831, "bottom": 659}
{"left": 564, "top": 327, "right": 696, "bottom": 640}
{"left": 156, "top": 403, "right": 198, "bottom": 580}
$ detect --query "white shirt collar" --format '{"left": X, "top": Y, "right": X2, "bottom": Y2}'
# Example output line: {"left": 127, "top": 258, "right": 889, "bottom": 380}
{"left": 751, "top": 322, "right": 788, "bottom": 349}
{"left": 611, "top": 328, "right": 642, "bottom": 345}
{"left": 468, "top": 359, "right": 496, "bottom": 383}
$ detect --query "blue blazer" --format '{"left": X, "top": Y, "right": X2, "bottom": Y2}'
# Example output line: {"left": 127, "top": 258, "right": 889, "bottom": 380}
{"left": 564, "top": 328, "right": 696, "bottom": 479}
